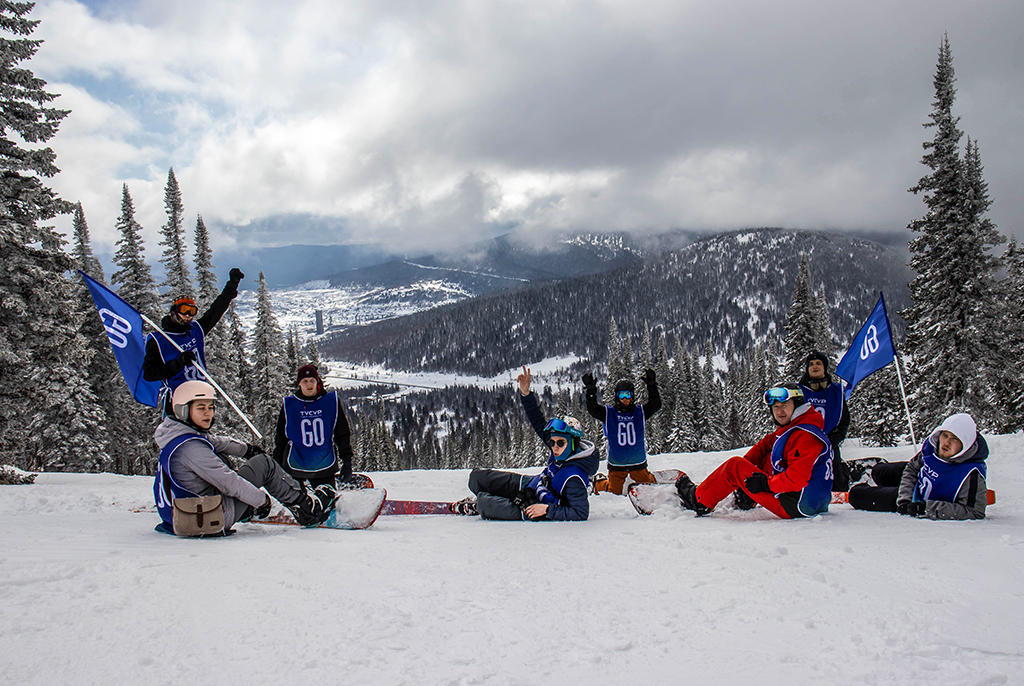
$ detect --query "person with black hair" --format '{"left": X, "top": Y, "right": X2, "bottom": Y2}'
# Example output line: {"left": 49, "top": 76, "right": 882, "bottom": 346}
{"left": 798, "top": 351, "right": 852, "bottom": 491}
{"left": 272, "top": 364, "right": 356, "bottom": 494}
{"left": 674, "top": 382, "right": 834, "bottom": 519}
{"left": 583, "top": 370, "right": 661, "bottom": 495}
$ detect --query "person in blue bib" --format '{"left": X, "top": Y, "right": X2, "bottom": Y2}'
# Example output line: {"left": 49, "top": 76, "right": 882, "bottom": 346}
{"left": 272, "top": 365, "right": 356, "bottom": 493}
{"left": 798, "top": 351, "right": 852, "bottom": 492}
{"left": 584, "top": 371, "right": 661, "bottom": 494}
{"left": 143, "top": 268, "right": 244, "bottom": 414}
{"left": 153, "top": 380, "right": 336, "bottom": 535}
{"left": 462, "top": 366, "right": 599, "bottom": 521}
{"left": 848, "top": 413, "right": 988, "bottom": 520}
{"left": 674, "top": 382, "right": 834, "bottom": 519}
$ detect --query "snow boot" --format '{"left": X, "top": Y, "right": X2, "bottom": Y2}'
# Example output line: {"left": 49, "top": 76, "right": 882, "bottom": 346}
{"left": 675, "top": 473, "right": 712, "bottom": 516}
{"left": 732, "top": 488, "right": 757, "bottom": 511}
{"left": 450, "top": 497, "right": 478, "bottom": 516}
{"left": 286, "top": 483, "right": 336, "bottom": 526}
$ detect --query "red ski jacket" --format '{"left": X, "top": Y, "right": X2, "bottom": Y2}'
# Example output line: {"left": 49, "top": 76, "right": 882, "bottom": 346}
{"left": 743, "top": 405, "right": 828, "bottom": 494}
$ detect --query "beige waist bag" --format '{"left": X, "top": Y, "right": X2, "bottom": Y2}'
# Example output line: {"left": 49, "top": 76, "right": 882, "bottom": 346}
{"left": 172, "top": 495, "right": 225, "bottom": 536}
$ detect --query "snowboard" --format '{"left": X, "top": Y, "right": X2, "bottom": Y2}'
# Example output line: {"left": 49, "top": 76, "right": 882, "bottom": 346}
{"left": 380, "top": 499, "right": 464, "bottom": 515}
{"left": 252, "top": 487, "right": 387, "bottom": 530}
{"left": 595, "top": 468, "right": 683, "bottom": 494}
{"left": 627, "top": 482, "right": 683, "bottom": 516}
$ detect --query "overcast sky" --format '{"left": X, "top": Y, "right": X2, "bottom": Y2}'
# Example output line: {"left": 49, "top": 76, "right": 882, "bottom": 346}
{"left": 31, "top": 0, "right": 1024, "bottom": 256}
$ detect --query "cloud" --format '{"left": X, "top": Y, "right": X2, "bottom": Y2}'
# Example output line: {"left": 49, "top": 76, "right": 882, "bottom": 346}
{"left": 30, "top": 0, "right": 1024, "bottom": 257}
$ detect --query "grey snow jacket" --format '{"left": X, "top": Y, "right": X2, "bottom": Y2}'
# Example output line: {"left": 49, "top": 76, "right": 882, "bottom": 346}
{"left": 897, "top": 431, "right": 989, "bottom": 521}
{"left": 154, "top": 418, "right": 263, "bottom": 528}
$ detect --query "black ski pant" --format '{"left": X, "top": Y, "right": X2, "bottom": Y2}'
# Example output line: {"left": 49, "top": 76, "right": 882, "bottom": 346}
{"left": 468, "top": 468, "right": 531, "bottom": 521}
{"left": 848, "top": 461, "right": 908, "bottom": 512}
{"left": 831, "top": 443, "right": 851, "bottom": 492}
{"left": 233, "top": 454, "right": 303, "bottom": 525}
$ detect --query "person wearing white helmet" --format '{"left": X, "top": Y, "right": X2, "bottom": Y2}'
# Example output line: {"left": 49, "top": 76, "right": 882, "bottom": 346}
{"left": 461, "top": 366, "right": 599, "bottom": 521}
{"left": 153, "top": 380, "right": 335, "bottom": 535}
{"left": 848, "top": 413, "right": 989, "bottom": 520}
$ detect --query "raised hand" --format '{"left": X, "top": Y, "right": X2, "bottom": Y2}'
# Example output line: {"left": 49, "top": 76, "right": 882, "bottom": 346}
{"left": 517, "top": 365, "right": 531, "bottom": 396}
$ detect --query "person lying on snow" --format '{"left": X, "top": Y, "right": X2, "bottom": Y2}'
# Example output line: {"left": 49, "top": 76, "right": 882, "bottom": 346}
{"left": 848, "top": 413, "right": 988, "bottom": 520}
{"left": 153, "top": 380, "right": 335, "bottom": 535}
{"left": 459, "top": 366, "right": 599, "bottom": 521}
{"left": 674, "top": 382, "right": 834, "bottom": 519}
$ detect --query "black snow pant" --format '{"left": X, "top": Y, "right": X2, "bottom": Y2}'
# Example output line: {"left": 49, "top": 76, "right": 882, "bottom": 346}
{"left": 831, "top": 443, "right": 851, "bottom": 492}
{"left": 232, "top": 454, "right": 304, "bottom": 526}
{"left": 468, "top": 468, "right": 531, "bottom": 521}
{"left": 847, "top": 461, "right": 908, "bottom": 512}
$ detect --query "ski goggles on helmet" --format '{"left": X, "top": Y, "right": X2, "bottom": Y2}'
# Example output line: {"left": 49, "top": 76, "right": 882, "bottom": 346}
{"left": 764, "top": 386, "right": 803, "bottom": 406}
{"left": 544, "top": 417, "right": 583, "bottom": 439}
{"left": 617, "top": 390, "right": 633, "bottom": 401}
{"left": 172, "top": 297, "right": 198, "bottom": 317}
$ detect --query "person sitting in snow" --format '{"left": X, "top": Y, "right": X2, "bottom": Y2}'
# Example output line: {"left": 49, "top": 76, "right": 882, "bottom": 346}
{"left": 584, "top": 369, "right": 661, "bottom": 495}
{"left": 848, "top": 413, "right": 988, "bottom": 520}
{"left": 674, "top": 382, "right": 833, "bottom": 519}
{"left": 154, "top": 380, "right": 336, "bottom": 535}
{"left": 798, "top": 351, "right": 852, "bottom": 492}
{"left": 460, "top": 366, "right": 599, "bottom": 521}
{"left": 143, "top": 268, "right": 245, "bottom": 415}
{"left": 272, "top": 364, "right": 360, "bottom": 493}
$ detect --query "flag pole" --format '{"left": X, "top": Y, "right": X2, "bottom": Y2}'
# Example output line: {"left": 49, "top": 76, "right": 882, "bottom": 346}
{"left": 891, "top": 350, "right": 916, "bottom": 447}
{"left": 139, "top": 313, "right": 263, "bottom": 440}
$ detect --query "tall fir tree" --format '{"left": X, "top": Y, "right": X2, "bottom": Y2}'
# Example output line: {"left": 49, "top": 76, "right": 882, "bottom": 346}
{"left": 813, "top": 285, "right": 834, "bottom": 362}
{"left": 604, "top": 316, "right": 625, "bottom": 404}
{"left": 110, "top": 184, "right": 160, "bottom": 319}
{"left": 783, "top": 252, "right": 818, "bottom": 379}
{"left": 0, "top": 3, "right": 108, "bottom": 470}
{"left": 250, "top": 271, "right": 288, "bottom": 445}
{"left": 902, "top": 35, "right": 1005, "bottom": 431}
{"left": 192, "top": 214, "right": 217, "bottom": 303}
{"left": 997, "top": 236, "right": 1024, "bottom": 430}
{"left": 157, "top": 167, "right": 193, "bottom": 298}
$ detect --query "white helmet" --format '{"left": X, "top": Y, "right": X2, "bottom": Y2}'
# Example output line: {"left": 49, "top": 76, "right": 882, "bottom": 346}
{"left": 172, "top": 380, "right": 217, "bottom": 422}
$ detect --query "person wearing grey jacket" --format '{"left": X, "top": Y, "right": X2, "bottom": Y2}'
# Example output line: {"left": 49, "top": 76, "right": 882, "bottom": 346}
{"left": 848, "top": 413, "right": 988, "bottom": 520}
{"left": 154, "top": 381, "right": 335, "bottom": 534}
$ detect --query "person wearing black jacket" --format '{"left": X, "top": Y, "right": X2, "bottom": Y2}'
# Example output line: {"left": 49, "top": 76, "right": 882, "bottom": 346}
{"left": 272, "top": 364, "right": 355, "bottom": 490}
{"left": 584, "top": 370, "right": 661, "bottom": 495}
{"left": 142, "top": 268, "right": 244, "bottom": 414}
{"left": 798, "top": 352, "right": 852, "bottom": 491}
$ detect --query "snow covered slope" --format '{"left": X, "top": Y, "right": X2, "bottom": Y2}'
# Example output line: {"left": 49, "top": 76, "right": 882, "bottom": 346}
{"left": 1, "top": 435, "right": 1022, "bottom": 685}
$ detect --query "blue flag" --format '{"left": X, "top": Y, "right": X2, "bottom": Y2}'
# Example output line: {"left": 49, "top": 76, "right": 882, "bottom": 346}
{"left": 835, "top": 293, "right": 897, "bottom": 399}
{"left": 79, "top": 271, "right": 160, "bottom": 407}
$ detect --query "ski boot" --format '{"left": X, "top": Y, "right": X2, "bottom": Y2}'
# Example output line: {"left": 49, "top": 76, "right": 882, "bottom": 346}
{"left": 675, "top": 473, "right": 712, "bottom": 516}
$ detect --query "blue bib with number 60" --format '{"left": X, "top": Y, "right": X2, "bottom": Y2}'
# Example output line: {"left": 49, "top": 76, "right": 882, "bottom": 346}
{"left": 284, "top": 391, "right": 339, "bottom": 475}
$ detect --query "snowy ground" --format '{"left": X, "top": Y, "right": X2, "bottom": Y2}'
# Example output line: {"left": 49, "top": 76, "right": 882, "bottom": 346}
{"left": 2, "top": 436, "right": 1023, "bottom": 686}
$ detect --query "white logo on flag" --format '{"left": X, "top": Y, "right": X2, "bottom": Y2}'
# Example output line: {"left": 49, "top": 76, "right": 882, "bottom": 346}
{"left": 99, "top": 308, "right": 132, "bottom": 349}
{"left": 860, "top": 325, "right": 879, "bottom": 360}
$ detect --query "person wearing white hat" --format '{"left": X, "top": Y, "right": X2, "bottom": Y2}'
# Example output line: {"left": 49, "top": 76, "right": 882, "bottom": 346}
{"left": 848, "top": 413, "right": 989, "bottom": 520}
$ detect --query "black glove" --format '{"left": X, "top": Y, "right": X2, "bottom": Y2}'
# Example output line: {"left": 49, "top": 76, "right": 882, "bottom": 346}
{"left": 511, "top": 488, "right": 539, "bottom": 510}
{"left": 243, "top": 443, "right": 265, "bottom": 459}
{"left": 229, "top": 267, "right": 244, "bottom": 284}
{"left": 909, "top": 501, "right": 926, "bottom": 517}
{"left": 744, "top": 472, "right": 771, "bottom": 494}
{"left": 582, "top": 372, "right": 596, "bottom": 390}
{"left": 643, "top": 368, "right": 656, "bottom": 385}
{"left": 253, "top": 495, "right": 272, "bottom": 519}
{"left": 896, "top": 500, "right": 911, "bottom": 515}
{"left": 173, "top": 350, "right": 196, "bottom": 373}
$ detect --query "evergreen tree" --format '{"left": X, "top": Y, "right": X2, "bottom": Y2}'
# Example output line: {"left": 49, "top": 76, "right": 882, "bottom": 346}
{"left": 110, "top": 185, "right": 160, "bottom": 318}
{"left": 192, "top": 214, "right": 217, "bottom": 303}
{"left": 783, "top": 252, "right": 818, "bottom": 378}
{"left": 850, "top": 364, "right": 903, "bottom": 447}
{"left": 157, "top": 168, "right": 193, "bottom": 297}
{"left": 0, "top": 3, "right": 107, "bottom": 470}
{"left": 813, "top": 285, "right": 834, "bottom": 361}
{"left": 903, "top": 35, "right": 1006, "bottom": 431}
{"left": 307, "top": 337, "right": 328, "bottom": 376}
{"left": 250, "top": 271, "right": 288, "bottom": 445}
{"left": 604, "top": 317, "right": 625, "bottom": 404}
{"left": 997, "top": 236, "right": 1024, "bottom": 430}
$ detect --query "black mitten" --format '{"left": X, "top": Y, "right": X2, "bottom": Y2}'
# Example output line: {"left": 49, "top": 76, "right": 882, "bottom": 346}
{"left": 744, "top": 472, "right": 771, "bottom": 494}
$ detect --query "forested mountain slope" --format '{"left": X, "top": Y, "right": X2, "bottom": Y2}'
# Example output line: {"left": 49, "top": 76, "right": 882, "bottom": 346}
{"left": 321, "top": 228, "right": 913, "bottom": 375}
